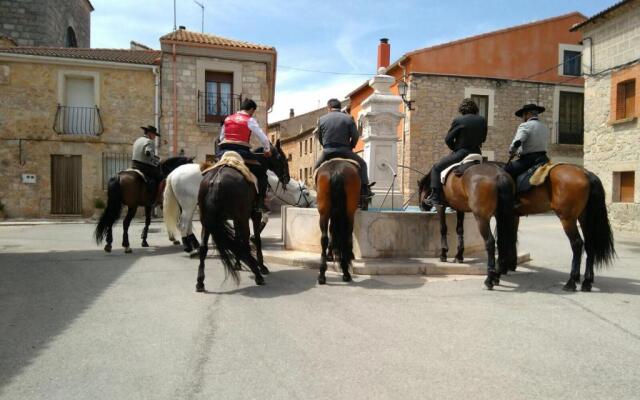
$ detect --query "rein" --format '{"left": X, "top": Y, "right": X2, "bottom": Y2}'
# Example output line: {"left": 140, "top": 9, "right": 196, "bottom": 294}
{"left": 267, "top": 179, "right": 311, "bottom": 207}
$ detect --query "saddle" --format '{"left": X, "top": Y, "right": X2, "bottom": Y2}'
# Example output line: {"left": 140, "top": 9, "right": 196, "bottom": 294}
{"left": 202, "top": 151, "right": 258, "bottom": 192}
{"left": 440, "top": 154, "right": 483, "bottom": 184}
{"left": 313, "top": 157, "right": 360, "bottom": 182}
{"left": 121, "top": 168, "right": 147, "bottom": 182}
{"left": 515, "top": 157, "right": 562, "bottom": 193}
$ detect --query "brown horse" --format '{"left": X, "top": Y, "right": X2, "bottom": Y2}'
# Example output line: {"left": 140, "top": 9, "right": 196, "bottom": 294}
{"left": 94, "top": 156, "right": 192, "bottom": 253}
{"left": 315, "top": 159, "right": 361, "bottom": 284}
{"left": 419, "top": 163, "right": 518, "bottom": 289}
{"left": 513, "top": 164, "right": 615, "bottom": 292}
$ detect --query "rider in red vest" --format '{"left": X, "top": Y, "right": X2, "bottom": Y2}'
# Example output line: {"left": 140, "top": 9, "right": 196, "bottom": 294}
{"left": 217, "top": 99, "right": 272, "bottom": 212}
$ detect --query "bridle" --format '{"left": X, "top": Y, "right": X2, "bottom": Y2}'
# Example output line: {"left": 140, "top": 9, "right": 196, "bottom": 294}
{"left": 268, "top": 179, "right": 312, "bottom": 207}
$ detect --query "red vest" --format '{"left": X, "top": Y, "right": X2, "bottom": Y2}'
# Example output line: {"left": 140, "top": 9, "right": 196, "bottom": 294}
{"left": 223, "top": 112, "right": 251, "bottom": 143}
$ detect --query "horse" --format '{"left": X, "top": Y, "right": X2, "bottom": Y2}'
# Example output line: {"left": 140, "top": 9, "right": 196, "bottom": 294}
{"left": 195, "top": 142, "right": 289, "bottom": 291}
{"left": 510, "top": 163, "right": 615, "bottom": 292}
{"left": 419, "top": 162, "right": 518, "bottom": 290}
{"left": 267, "top": 170, "right": 316, "bottom": 208}
{"left": 315, "top": 159, "right": 361, "bottom": 285}
{"left": 94, "top": 156, "right": 193, "bottom": 253}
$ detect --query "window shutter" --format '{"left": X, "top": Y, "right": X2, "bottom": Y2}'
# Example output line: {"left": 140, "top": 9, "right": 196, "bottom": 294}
{"left": 625, "top": 80, "right": 635, "bottom": 119}
{"left": 620, "top": 171, "right": 635, "bottom": 203}
{"left": 616, "top": 82, "right": 627, "bottom": 119}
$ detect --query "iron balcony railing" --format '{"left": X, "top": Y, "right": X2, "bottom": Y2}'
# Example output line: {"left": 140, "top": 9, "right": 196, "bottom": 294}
{"left": 557, "top": 121, "right": 583, "bottom": 145}
{"left": 53, "top": 105, "right": 104, "bottom": 136}
{"left": 197, "top": 91, "right": 242, "bottom": 124}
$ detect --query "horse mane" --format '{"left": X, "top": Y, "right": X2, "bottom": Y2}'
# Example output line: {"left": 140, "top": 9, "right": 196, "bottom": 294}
{"left": 199, "top": 161, "right": 213, "bottom": 172}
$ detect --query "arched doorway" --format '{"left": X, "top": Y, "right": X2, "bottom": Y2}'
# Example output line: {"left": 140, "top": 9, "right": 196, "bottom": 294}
{"left": 65, "top": 26, "right": 78, "bottom": 48}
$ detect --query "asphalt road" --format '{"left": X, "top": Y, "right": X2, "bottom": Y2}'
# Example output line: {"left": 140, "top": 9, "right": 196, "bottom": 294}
{"left": 0, "top": 214, "right": 639, "bottom": 399}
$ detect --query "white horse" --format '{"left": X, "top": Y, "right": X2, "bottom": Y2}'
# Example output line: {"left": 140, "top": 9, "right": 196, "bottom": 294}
{"left": 163, "top": 163, "right": 315, "bottom": 253}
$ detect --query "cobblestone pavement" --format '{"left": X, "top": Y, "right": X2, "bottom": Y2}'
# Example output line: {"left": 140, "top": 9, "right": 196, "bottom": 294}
{"left": 0, "top": 214, "right": 638, "bottom": 399}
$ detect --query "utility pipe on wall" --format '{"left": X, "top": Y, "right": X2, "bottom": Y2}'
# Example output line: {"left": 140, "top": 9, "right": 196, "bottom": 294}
{"left": 172, "top": 43, "right": 178, "bottom": 156}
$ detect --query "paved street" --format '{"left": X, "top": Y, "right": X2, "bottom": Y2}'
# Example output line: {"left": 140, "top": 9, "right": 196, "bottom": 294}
{"left": 1, "top": 214, "right": 639, "bottom": 400}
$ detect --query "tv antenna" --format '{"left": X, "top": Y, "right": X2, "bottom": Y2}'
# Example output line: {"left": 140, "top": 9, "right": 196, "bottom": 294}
{"left": 193, "top": 0, "right": 205, "bottom": 33}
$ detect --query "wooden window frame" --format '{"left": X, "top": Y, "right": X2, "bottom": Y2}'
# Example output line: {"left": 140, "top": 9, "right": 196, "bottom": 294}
{"left": 205, "top": 71, "right": 233, "bottom": 123}
{"left": 616, "top": 79, "right": 636, "bottom": 121}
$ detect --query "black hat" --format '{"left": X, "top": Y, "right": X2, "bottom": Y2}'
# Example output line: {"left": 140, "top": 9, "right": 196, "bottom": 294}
{"left": 140, "top": 125, "right": 160, "bottom": 136}
{"left": 515, "top": 104, "right": 545, "bottom": 117}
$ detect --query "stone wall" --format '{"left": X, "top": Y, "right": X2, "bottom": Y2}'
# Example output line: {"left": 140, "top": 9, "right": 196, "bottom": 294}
{"left": 586, "top": 3, "right": 640, "bottom": 72}
{"left": 160, "top": 54, "right": 270, "bottom": 161}
{"left": 0, "top": 60, "right": 155, "bottom": 218}
{"left": 0, "top": 0, "right": 91, "bottom": 47}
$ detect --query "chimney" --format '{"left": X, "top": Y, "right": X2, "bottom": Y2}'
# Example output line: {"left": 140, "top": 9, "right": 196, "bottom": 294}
{"left": 289, "top": 108, "right": 295, "bottom": 118}
{"left": 179, "top": 25, "right": 186, "bottom": 30}
{"left": 377, "top": 38, "right": 390, "bottom": 70}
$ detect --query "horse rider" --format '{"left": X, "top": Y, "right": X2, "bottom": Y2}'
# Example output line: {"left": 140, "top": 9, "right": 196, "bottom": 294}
{"left": 216, "top": 98, "right": 272, "bottom": 212}
{"left": 132, "top": 125, "right": 162, "bottom": 196}
{"left": 504, "top": 103, "right": 549, "bottom": 180}
{"left": 313, "top": 98, "right": 373, "bottom": 208}
{"left": 423, "top": 98, "right": 487, "bottom": 208}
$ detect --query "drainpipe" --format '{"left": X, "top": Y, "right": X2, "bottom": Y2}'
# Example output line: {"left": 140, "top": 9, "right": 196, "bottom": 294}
{"left": 172, "top": 43, "right": 178, "bottom": 156}
{"left": 152, "top": 66, "right": 160, "bottom": 150}
{"left": 398, "top": 58, "right": 408, "bottom": 201}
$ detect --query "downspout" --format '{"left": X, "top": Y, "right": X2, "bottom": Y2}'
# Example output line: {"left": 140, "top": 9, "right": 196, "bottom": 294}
{"left": 398, "top": 58, "right": 408, "bottom": 202}
{"left": 152, "top": 66, "right": 160, "bottom": 150}
{"left": 172, "top": 43, "right": 178, "bottom": 156}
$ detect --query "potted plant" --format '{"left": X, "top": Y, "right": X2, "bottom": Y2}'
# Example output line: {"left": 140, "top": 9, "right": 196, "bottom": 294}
{"left": 92, "top": 197, "right": 106, "bottom": 220}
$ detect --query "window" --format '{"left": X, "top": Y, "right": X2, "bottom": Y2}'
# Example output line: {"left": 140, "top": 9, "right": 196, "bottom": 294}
{"left": 304, "top": 168, "right": 308, "bottom": 182}
{"left": 558, "top": 91, "right": 584, "bottom": 144}
{"left": 299, "top": 169, "right": 302, "bottom": 179}
{"left": 309, "top": 138, "right": 312, "bottom": 153}
{"left": 613, "top": 171, "right": 635, "bottom": 203}
{"left": 563, "top": 50, "right": 581, "bottom": 76}
{"left": 55, "top": 74, "right": 102, "bottom": 135}
{"left": 65, "top": 27, "right": 78, "bottom": 48}
{"left": 102, "top": 153, "right": 130, "bottom": 189}
{"left": 205, "top": 71, "right": 233, "bottom": 123}
{"left": 616, "top": 80, "right": 636, "bottom": 120}
{"left": 304, "top": 140, "right": 308, "bottom": 154}
{"left": 299, "top": 141, "right": 302, "bottom": 156}
{"left": 470, "top": 95, "right": 489, "bottom": 120}
{"left": 287, "top": 153, "right": 292, "bottom": 161}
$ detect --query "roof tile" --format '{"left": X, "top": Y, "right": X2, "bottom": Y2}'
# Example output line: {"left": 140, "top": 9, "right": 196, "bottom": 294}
{"left": 160, "top": 29, "right": 274, "bottom": 51}
{"left": 0, "top": 47, "right": 161, "bottom": 65}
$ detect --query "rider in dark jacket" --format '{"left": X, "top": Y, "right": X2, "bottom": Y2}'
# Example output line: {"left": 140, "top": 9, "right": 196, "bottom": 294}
{"left": 423, "top": 98, "right": 487, "bottom": 208}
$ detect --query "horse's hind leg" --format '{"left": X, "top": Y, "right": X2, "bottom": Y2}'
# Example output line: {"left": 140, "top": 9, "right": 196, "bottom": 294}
{"left": 477, "top": 216, "right": 498, "bottom": 290}
{"left": 251, "top": 211, "right": 269, "bottom": 275}
{"left": 438, "top": 205, "right": 449, "bottom": 262}
{"left": 454, "top": 211, "right": 465, "bottom": 263}
{"left": 560, "top": 217, "right": 583, "bottom": 292}
{"left": 122, "top": 207, "right": 137, "bottom": 253}
{"left": 141, "top": 205, "right": 151, "bottom": 247}
{"left": 318, "top": 214, "right": 329, "bottom": 285}
{"left": 105, "top": 224, "right": 113, "bottom": 253}
{"left": 196, "top": 229, "right": 210, "bottom": 292}
{"left": 235, "top": 219, "right": 264, "bottom": 286}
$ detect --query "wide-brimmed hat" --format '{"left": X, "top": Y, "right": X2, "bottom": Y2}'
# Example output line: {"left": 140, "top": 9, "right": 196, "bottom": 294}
{"left": 515, "top": 104, "right": 545, "bottom": 117}
{"left": 140, "top": 125, "right": 160, "bottom": 136}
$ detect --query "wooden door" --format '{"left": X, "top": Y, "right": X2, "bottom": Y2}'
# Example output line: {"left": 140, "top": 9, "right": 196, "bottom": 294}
{"left": 51, "top": 155, "right": 82, "bottom": 214}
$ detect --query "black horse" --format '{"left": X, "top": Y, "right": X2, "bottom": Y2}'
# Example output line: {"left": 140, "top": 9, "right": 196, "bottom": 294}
{"left": 94, "top": 156, "right": 193, "bottom": 253}
{"left": 196, "top": 141, "right": 289, "bottom": 291}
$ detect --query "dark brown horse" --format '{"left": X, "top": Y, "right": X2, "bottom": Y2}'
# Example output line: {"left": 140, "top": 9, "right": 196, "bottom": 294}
{"left": 513, "top": 164, "right": 615, "bottom": 291}
{"left": 419, "top": 163, "right": 518, "bottom": 289}
{"left": 316, "top": 159, "right": 361, "bottom": 284}
{"left": 94, "top": 156, "right": 192, "bottom": 253}
{"left": 195, "top": 143, "right": 289, "bottom": 291}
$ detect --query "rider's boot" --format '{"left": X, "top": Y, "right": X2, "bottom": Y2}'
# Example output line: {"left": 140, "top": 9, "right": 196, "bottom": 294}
{"left": 423, "top": 187, "right": 444, "bottom": 209}
{"left": 359, "top": 182, "right": 375, "bottom": 211}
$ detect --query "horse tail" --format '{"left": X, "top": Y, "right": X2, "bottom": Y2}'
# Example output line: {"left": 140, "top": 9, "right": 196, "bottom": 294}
{"left": 329, "top": 171, "right": 354, "bottom": 267}
{"left": 94, "top": 176, "right": 122, "bottom": 244}
{"left": 495, "top": 173, "right": 518, "bottom": 273}
{"left": 582, "top": 171, "right": 616, "bottom": 268}
{"left": 162, "top": 176, "right": 180, "bottom": 240}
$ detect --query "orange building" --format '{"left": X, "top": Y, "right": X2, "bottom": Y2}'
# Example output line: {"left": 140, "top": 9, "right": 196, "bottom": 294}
{"left": 348, "top": 12, "right": 587, "bottom": 203}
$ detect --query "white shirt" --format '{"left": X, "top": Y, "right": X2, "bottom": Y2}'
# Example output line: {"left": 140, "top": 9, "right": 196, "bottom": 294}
{"left": 219, "top": 110, "right": 271, "bottom": 149}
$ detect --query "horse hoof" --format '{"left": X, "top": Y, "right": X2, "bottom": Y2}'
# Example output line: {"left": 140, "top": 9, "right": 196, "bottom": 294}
{"left": 454, "top": 257, "right": 464, "bottom": 264}
{"left": 259, "top": 265, "right": 270, "bottom": 275}
{"left": 255, "top": 275, "right": 265, "bottom": 286}
{"left": 439, "top": 256, "right": 448, "bottom": 262}
{"left": 141, "top": 240, "right": 149, "bottom": 248}
{"left": 104, "top": 244, "right": 112, "bottom": 253}
{"left": 342, "top": 273, "right": 352, "bottom": 282}
{"left": 581, "top": 282, "right": 592, "bottom": 292}
{"left": 493, "top": 278, "right": 500, "bottom": 286}
{"left": 196, "top": 283, "right": 205, "bottom": 292}
{"left": 318, "top": 276, "right": 326, "bottom": 285}
{"left": 173, "top": 240, "right": 181, "bottom": 245}
{"left": 124, "top": 247, "right": 132, "bottom": 254}
{"left": 484, "top": 278, "right": 494, "bottom": 290}
{"left": 183, "top": 246, "right": 193, "bottom": 253}
{"left": 563, "top": 281, "right": 577, "bottom": 292}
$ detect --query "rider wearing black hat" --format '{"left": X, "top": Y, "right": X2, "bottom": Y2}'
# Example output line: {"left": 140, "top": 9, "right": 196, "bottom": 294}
{"left": 504, "top": 104, "right": 549, "bottom": 179}
{"left": 132, "top": 125, "right": 162, "bottom": 196}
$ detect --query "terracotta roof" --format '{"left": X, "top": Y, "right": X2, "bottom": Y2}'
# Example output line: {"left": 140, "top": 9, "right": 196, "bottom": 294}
{"left": 571, "top": 0, "right": 637, "bottom": 31}
{"left": 0, "top": 47, "right": 161, "bottom": 65}
{"left": 160, "top": 29, "right": 275, "bottom": 52}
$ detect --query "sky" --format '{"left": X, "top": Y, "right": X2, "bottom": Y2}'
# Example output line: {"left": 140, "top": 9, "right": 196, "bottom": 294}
{"left": 91, "top": 0, "right": 615, "bottom": 122}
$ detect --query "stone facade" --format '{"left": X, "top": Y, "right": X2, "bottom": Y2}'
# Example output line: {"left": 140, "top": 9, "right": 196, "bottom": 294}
{"left": 0, "top": 0, "right": 92, "bottom": 47}
{"left": 577, "top": 0, "right": 640, "bottom": 234}
{"left": 397, "top": 73, "right": 582, "bottom": 204}
{"left": 0, "top": 58, "right": 155, "bottom": 218}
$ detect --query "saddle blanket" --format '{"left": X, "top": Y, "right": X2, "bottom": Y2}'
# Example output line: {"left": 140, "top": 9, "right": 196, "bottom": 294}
{"left": 440, "top": 154, "right": 483, "bottom": 184}
{"left": 201, "top": 151, "right": 258, "bottom": 192}
{"left": 120, "top": 168, "right": 147, "bottom": 182}
{"left": 517, "top": 161, "right": 564, "bottom": 193}
{"left": 313, "top": 158, "right": 360, "bottom": 182}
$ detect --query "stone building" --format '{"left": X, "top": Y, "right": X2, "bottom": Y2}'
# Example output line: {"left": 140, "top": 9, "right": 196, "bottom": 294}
{"left": 268, "top": 107, "right": 325, "bottom": 186}
{"left": 347, "top": 12, "right": 587, "bottom": 204}
{"left": 0, "top": 0, "right": 93, "bottom": 47}
{"left": 0, "top": 48, "right": 159, "bottom": 217}
{"left": 572, "top": 0, "right": 640, "bottom": 234}
{"left": 159, "top": 27, "right": 276, "bottom": 161}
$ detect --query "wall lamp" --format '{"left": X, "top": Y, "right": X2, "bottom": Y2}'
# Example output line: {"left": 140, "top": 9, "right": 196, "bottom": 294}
{"left": 397, "top": 80, "right": 415, "bottom": 111}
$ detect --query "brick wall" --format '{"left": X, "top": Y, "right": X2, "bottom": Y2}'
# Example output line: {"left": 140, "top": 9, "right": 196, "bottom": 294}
{"left": 0, "top": 0, "right": 91, "bottom": 47}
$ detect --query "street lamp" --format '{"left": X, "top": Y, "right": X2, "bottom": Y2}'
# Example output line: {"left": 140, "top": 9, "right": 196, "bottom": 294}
{"left": 397, "top": 79, "right": 414, "bottom": 111}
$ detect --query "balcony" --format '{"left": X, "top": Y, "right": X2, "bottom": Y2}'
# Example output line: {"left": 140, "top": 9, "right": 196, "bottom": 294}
{"left": 53, "top": 105, "right": 104, "bottom": 136}
{"left": 197, "top": 91, "right": 241, "bottom": 124}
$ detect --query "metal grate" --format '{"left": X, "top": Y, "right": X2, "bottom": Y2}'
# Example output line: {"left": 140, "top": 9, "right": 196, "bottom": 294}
{"left": 53, "top": 105, "right": 104, "bottom": 136}
{"left": 197, "top": 91, "right": 242, "bottom": 124}
{"left": 102, "top": 152, "right": 130, "bottom": 190}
